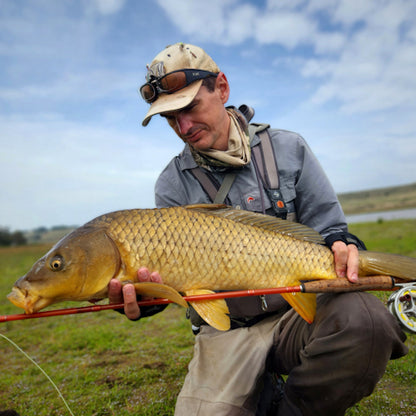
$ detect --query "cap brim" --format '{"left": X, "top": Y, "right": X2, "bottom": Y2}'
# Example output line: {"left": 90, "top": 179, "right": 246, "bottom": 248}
{"left": 141, "top": 80, "right": 203, "bottom": 126}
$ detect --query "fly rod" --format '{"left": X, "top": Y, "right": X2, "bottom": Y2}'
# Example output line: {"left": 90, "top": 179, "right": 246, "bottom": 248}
{"left": 0, "top": 275, "right": 401, "bottom": 323}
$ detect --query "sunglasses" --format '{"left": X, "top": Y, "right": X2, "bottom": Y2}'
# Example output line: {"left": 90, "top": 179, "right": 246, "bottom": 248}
{"left": 139, "top": 69, "right": 218, "bottom": 103}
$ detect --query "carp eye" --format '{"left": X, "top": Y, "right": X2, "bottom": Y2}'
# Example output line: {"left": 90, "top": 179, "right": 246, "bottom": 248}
{"left": 50, "top": 256, "right": 64, "bottom": 271}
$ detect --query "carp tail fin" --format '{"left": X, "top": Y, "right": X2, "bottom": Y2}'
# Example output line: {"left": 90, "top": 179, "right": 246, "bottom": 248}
{"left": 185, "top": 289, "right": 230, "bottom": 331}
{"left": 359, "top": 251, "right": 416, "bottom": 281}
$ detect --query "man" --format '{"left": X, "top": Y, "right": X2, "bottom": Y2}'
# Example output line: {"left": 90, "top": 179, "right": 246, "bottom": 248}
{"left": 109, "top": 43, "right": 407, "bottom": 415}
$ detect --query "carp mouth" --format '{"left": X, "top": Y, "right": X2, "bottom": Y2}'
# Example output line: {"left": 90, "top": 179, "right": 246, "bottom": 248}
{"left": 7, "top": 287, "right": 51, "bottom": 314}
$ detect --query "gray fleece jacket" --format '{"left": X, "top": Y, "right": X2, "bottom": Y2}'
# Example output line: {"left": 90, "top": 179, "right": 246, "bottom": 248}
{"left": 153, "top": 126, "right": 350, "bottom": 319}
{"left": 155, "top": 126, "right": 347, "bottom": 238}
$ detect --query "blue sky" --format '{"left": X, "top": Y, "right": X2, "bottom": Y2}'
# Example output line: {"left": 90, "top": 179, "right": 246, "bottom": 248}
{"left": 1, "top": 0, "right": 415, "bottom": 231}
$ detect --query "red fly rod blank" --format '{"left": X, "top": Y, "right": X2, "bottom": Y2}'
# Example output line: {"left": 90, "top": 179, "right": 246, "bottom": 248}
{"left": 0, "top": 275, "right": 397, "bottom": 323}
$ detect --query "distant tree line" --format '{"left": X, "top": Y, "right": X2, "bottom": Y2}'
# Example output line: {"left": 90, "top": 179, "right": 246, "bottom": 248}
{"left": 0, "top": 228, "right": 27, "bottom": 246}
{"left": 29, "top": 225, "right": 73, "bottom": 243}
{"left": 0, "top": 225, "right": 76, "bottom": 246}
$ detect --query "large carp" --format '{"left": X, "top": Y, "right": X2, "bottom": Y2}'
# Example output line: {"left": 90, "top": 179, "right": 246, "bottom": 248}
{"left": 7, "top": 204, "right": 416, "bottom": 330}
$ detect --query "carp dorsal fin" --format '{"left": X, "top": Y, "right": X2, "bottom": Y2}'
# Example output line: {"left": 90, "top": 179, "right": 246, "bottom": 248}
{"left": 184, "top": 204, "right": 325, "bottom": 245}
{"left": 132, "top": 282, "right": 188, "bottom": 308}
{"left": 184, "top": 289, "right": 231, "bottom": 331}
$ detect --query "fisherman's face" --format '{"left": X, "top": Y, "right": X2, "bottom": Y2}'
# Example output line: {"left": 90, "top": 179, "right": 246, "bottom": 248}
{"left": 161, "top": 73, "right": 231, "bottom": 151}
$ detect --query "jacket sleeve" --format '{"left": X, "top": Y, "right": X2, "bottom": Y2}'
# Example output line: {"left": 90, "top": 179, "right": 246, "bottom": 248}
{"left": 271, "top": 130, "right": 363, "bottom": 247}
{"left": 294, "top": 137, "right": 347, "bottom": 237}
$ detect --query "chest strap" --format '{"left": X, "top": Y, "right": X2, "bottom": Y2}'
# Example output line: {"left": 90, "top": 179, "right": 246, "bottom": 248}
{"left": 251, "top": 129, "right": 287, "bottom": 219}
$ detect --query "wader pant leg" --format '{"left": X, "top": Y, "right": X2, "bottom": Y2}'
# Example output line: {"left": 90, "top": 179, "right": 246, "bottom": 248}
{"left": 273, "top": 292, "right": 408, "bottom": 416}
{"left": 175, "top": 292, "right": 407, "bottom": 416}
{"left": 174, "top": 314, "right": 283, "bottom": 416}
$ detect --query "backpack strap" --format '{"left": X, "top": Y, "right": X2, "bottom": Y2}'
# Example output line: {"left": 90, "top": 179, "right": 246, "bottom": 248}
{"left": 250, "top": 127, "right": 288, "bottom": 219}
{"left": 190, "top": 167, "right": 237, "bottom": 205}
{"left": 189, "top": 168, "right": 219, "bottom": 202}
{"left": 213, "top": 172, "right": 237, "bottom": 204}
{"left": 251, "top": 129, "right": 279, "bottom": 189}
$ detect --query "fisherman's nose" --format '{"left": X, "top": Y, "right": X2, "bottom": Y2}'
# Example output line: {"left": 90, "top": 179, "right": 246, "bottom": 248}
{"left": 175, "top": 113, "right": 193, "bottom": 136}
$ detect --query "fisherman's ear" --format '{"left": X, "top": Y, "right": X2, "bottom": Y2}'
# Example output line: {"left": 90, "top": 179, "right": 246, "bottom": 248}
{"left": 215, "top": 72, "right": 230, "bottom": 104}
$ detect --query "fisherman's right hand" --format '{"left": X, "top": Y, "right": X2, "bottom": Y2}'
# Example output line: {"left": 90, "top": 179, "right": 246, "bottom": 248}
{"left": 108, "top": 267, "right": 163, "bottom": 320}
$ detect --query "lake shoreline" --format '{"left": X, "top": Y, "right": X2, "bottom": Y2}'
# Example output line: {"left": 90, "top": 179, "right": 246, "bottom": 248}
{"left": 346, "top": 207, "right": 416, "bottom": 223}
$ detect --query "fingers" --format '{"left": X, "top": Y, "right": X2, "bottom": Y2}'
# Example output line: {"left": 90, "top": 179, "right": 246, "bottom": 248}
{"left": 137, "top": 267, "right": 163, "bottom": 284}
{"left": 108, "top": 278, "right": 140, "bottom": 320}
{"left": 345, "top": 244, "right": 359, "bottom": 283}
{"left": 122, "top": 283, "right": 141, "bottom": 320}
{"left": 108, "top": 268, "right": 163, "bottom": 321}
{"left": 108, "top": 278, "right": 123, "bottom": 304}
{"left": 331, "top": 241, "right": 359, "bottom": 283}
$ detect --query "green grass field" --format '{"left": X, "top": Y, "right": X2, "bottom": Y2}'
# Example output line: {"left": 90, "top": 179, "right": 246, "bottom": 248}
{"left": 0, "top": 220, "right": 415, "bottom": 415}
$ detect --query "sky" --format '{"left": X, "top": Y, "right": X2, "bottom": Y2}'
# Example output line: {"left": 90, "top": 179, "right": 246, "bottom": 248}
{"left": 1, "top": 0, "right": 415, "bottom": 231}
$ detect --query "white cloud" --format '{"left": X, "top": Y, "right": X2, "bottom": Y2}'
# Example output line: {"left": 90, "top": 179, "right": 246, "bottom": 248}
{"left": 156, "top": 0, "right": 320, "bottom": 48}
{"left": 296, "top": 0, "right": 416, "bottom": 114}
{"left": 330, "top": 0, "right": 375, "bottom": 26}
{"left": 1, "top": 0, "right": 415, "bottom": 230}
{"left": 301, "top": 58, "right": 334, "bottom": 77}
{"left": 156, "top": 0, "right": 238, "bottom": 42}
{"left": 0, "top": 69, "right": 137, "bottom": 103}
{"left": 313, "top": 32, "right": 345, "bottom": 54}
{"left": 155, "top": 0, "right": 416, "bottom": 115}
{"left": 0, "top": 113, "right": 182, "bottom": 230}
{"left": 226, "top": 4, "right": 257, "bottom": 43}
{"left": 89, "top": 0, "right": 126, "bottom": 15}
{"left": 0, "top": 1, "right": 108, "bottom": 78}
{"left": 266, "top": 0, "right": 307, "bottom": 11}
{"left": 254, "top": 11, "right": 317, "bottom": 49}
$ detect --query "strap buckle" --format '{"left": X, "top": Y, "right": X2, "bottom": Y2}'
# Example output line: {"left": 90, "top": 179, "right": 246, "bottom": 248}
{"left": 266, "top": 189, "right": 288, "bottom": 220}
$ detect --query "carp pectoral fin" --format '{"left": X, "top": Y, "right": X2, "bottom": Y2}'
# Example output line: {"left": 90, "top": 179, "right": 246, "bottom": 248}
{"left": 132, "top": 282, "right": 188, "bottom": 308}
{"left": 281, "top": 292, "right": 317, "bottom": 324}
{"left": 185, "top": 289, "right": 231, "bottom": 331}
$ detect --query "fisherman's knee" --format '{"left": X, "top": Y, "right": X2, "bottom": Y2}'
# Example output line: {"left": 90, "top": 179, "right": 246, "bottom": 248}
{"left": 315, "top": 292, "right": 407, "bottom": 361}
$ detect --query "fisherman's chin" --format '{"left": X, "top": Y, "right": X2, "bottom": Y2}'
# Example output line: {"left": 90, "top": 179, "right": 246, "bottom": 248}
{"left": 7, "top": 288, "right": 52, "bottom": 314}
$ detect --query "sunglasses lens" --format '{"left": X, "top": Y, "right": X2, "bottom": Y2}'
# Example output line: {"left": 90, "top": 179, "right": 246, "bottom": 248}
{"left": 140, "top": 83, "right": 157, "bottom": 103}
{"left": 140, "top": 70, "right": 216, "bottom": 104}
{"left": 160, "top": 71, "right": 187, "bottom": 93}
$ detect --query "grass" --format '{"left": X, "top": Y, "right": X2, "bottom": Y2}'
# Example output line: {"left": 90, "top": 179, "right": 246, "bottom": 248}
{"left": 0, "top": 244, "right": 194, "bottom": 415}
{"left": 345, "top": 220, "right": 416, "bottom": 416}
{"left": 0, "top": 220, "right": 415, "bottom": 415}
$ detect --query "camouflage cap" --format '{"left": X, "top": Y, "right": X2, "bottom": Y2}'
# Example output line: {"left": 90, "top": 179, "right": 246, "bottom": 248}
{"left": 141, "top": 43, "right": 220, "bottom": 126}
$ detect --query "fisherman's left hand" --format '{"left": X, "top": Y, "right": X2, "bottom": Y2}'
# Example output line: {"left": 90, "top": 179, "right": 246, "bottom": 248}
{"left": 331, "top": 241, "right": 359, "bottom": 283}
{"left": 108, "top": 267, "right": 163, "bottom": 320}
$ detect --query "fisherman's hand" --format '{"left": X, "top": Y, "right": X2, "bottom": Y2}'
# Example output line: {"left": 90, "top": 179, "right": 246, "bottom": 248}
{"left": 331, "top": 241, "right": 359, "bottom": 283}
{"left": 108, "top": 268, "right": 163, "bottom": 320}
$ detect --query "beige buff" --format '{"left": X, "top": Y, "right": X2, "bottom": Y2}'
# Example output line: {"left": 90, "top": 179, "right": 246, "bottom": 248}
{"left": 197, "top": 109, "right": 251, "bottom": 167}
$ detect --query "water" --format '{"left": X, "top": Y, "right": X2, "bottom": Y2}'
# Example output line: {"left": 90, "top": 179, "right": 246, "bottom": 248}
{"left": 346, "top": 208, "right": 416, "bottom": 224}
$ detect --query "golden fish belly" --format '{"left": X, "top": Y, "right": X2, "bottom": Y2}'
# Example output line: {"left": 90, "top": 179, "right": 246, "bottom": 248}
{"left": 96, "top": 207, "right": 337, "bottom": 292}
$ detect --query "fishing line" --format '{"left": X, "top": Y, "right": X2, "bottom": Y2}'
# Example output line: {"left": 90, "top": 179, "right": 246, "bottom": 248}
{"left": 0, "top": 332, "right": 75, "bottom": 416}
